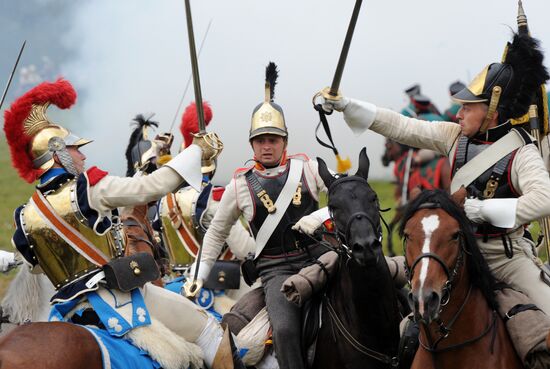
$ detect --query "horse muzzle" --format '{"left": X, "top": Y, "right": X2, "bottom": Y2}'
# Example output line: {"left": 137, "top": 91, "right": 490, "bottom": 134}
{"left": 411, "top": 287, "right": 441, "bottom": 324}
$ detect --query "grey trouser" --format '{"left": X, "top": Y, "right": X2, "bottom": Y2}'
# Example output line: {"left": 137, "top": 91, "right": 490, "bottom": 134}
{"left": 479, "top": 228, "right": 550, "bottom": 315}
{"left": 256, "top": 245, "right": 327, "bottom": 369}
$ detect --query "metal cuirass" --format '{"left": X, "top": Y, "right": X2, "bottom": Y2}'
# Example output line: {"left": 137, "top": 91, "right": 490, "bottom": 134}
{"left": 20, "top": 179, "right": 124, "bottom": 290}
{"left": 453, "top": 137, "right": 517, "bottom": 236}
{"left": 247, "top": 166, "right": 318, "bottom": 255}
{"left": 159, "top": 186, "right": 202, "bottom": 269}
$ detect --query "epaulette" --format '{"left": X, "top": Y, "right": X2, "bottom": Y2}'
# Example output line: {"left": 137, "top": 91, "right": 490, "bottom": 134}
{"left": 212, "top": 186, "right": 225, "bottom": 201}
{"left": 85, "top": 166, "right": 109, "bottom": 186}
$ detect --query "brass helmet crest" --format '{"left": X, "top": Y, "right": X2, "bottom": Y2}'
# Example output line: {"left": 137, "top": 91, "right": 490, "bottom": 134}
{"left": 4, "top": 79, "right": 91, "bottom": 183}
{"left": 249, "top": 62, "right": 288, "bottom": 140}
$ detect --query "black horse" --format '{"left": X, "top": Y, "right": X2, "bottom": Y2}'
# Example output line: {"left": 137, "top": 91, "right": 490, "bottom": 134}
{"left": 313, "top": 148, "right": 403, "bottom": 369}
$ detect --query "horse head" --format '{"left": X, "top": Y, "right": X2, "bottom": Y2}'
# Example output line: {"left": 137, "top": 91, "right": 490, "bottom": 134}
{"left": 381, "top": 139, "right": 404, "bottom": 167}
{"left": 400, "top": 190, "right": 497, "bottom": 324}
{"left": 317, "top": 148, "right": 383, "bottom": 267}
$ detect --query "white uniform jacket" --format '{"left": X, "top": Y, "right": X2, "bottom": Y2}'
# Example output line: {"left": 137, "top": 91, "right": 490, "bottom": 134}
{"left": 196, "top": 154, "right": 328, "bottom": 281}
{"left": 340, "top": 101, "right": 550, "bottom": 227}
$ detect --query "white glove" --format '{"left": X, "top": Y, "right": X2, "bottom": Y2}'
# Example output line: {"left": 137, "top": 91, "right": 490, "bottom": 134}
{"left": 0, "top": 250, "right": 15, "bottom": 272}
{"left": 182, "top": 278, "right": 204, "bottom": 298}
{"left": 322, "top": 95, "right": 350, "bottom": 113}
{"left": 292, "top": 207, "right": 330, "bottom": 236}
{"left": 464, "top": 198, "right": 518, "bottom": 228}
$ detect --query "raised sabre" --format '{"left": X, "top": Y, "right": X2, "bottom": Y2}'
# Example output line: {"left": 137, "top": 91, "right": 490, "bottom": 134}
{"left": 312, "top": 0, "right": 363, "bottom": 173}
{"left": 168, "top": 19, "right": 213, "bottom": 133}
{"left": 182, "top": 0, "right": 222, "bottom": 296}
{"left": 0, "top": 40, "right": 26, "bottom": 110}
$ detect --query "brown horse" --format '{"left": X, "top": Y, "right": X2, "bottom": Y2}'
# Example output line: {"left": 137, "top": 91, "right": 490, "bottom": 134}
{"left": 400, "top": 190, "right": 522, "bottom": 369}
{"left": 121, "top": 203, "right": 168, "bottom": 287}
{"left": 382, "top": 139, "right": 451, "bottom": 256}
{"left": 0, "top": 322, "right": 102, "bottom": 369}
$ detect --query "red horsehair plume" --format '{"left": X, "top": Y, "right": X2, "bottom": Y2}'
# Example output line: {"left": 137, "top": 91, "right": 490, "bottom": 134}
{"left": 180, "top": 101, "right": 213, "bottom": 148}
{"left": 3, "top": 78, "right": 77, "bottom": 183}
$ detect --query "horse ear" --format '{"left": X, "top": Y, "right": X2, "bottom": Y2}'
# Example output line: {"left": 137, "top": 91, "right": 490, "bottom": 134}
{"left": 317, "top": 157, "right": 335, "bottom": 188}
{"left": 355, "top": 147, "right": 370, "bottom": 180}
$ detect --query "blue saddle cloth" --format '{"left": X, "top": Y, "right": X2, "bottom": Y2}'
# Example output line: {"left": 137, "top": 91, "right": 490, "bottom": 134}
{"left": 83, "top": 325, "right": 161, "bottom": 369}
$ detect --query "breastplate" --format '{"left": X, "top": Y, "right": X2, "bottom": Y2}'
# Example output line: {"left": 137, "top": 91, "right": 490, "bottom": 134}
{"left": 453, "top": 137, "right": 516, "bottom": 236}
{"left": 159, "top": 186, "right": 202, "bottom": 268}
{"left": 248, "top": 166, "right": 318, "bottom": 254}
{"left": 21, "top": 180, "right": 123, "bottom": 290}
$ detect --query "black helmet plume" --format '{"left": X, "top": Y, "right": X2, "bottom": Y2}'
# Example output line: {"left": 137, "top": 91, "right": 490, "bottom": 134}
{"left": 499, "top": 32, "right": 549, "bottom": 122}
{"left": 125, "top": 114, "right": 159, "bottom": 177}
{"left": 265, "top": 62, "right": 278, "bottom": 102}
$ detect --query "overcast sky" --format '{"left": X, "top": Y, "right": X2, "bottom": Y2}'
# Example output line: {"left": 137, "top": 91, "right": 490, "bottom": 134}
{"left": 2, "top": 0, "right": 550, "bottom": 183}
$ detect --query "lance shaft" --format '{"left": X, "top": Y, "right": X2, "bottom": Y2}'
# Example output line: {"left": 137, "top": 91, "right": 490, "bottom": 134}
{"left": 184, "top": 0, "right": 206, "bottom": 134}
{"left": 0, "top": 40, "right": 26, "bottom": 110}
{"left": 329, "top": 0, "right": 362, "bottom": 97}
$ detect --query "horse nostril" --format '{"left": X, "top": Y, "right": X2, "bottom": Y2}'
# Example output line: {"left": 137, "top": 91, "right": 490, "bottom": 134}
{"left": 427, "top": 291, "right": 441, "bottom": 308}
{"left": 352, "top": 243, "right": 363, "bottom": 253}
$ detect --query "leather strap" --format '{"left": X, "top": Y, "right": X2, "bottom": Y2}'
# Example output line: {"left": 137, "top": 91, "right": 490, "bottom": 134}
{"left": 254, "top": 159, "right": 304, "bottom": 259}
{"left": 30, "top": 190, "right": 110, "bottom": 267}
{"left": 450, "top": 130, "right": 526, "bottom": 193}
{"left": 166, "top": 192, "right": 200, "bottom": 257}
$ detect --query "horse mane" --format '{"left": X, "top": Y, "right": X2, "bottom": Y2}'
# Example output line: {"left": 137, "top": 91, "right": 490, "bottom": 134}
{"left": 399, "top": 190, "right": 499, "bottom": 311}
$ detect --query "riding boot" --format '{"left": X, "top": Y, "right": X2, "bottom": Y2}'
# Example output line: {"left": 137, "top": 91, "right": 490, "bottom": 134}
{"left": 494, "top": 285, "right": 550, "bottom": 368}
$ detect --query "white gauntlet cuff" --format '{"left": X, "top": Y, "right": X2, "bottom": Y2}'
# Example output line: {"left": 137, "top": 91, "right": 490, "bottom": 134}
{"left": 164, "top": 144, "right": 203, "bottom": 191}
{"left": 343, "top": 98, "right": 377, "bottom": 136}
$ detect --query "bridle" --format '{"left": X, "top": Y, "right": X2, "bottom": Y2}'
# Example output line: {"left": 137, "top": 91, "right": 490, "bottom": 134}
{"left": 403, "top": 201, "right": 497, "bottom": 362}
{"left": 318, "top": 175, "right": 398, "bottom": 367}
{"left": 327, "top": 176, "right": 386, "bottom": 258}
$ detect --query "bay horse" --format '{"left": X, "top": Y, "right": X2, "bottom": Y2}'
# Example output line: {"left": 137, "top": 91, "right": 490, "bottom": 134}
{"left": 382, "top": 139, "right": 451, "bottom": 256}
{"left": 313, "top": 147, "right": 403, "bottom": 369}
{"left": 400, "top": 190, "right": 522, "bottom": 369}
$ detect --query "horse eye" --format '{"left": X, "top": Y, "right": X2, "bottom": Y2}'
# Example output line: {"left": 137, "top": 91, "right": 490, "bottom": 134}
{"left": 451, "top": 232, "right": 460, "bottom": 241}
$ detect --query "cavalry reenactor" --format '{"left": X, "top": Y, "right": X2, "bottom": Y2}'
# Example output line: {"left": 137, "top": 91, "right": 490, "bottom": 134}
{"left": 158, "top": 101, "right": 253, "bottom": 278}
{"left": 442, "top": 80, "right": 467, "bottom": 122}
{"left": 184, "top": 62, "right": 331, "bottom": 369}
{"left": 319, "top": 5, "right": 550, "bottom": 366}
{"left": 4, "top": 78, "right": 244, "bottom": 368}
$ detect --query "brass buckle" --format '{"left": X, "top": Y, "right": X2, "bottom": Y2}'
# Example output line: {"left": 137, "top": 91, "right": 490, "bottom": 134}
{"left": 258, "top": 190, "right": 276, "bottom": 213}
{"left": 483, "top": 178, "right": 499, "bottom": 199}
{"left": 292, "top": 182, "right": 302, "bottom": 206}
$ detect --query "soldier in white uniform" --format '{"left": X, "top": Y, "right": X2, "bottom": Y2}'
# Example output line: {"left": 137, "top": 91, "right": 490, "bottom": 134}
{"left": 5, "top": 78, "right": 243, "bottom": 368}
{"left": 320, "top": 30, "right": 550, "bottom": 315}
{"left": 184, "top": 62, "right": 330, "bottom": 369}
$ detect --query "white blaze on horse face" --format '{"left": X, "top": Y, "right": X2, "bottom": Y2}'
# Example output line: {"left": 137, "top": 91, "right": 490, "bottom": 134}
{"left": 418, "top": 214, "right": 440, "bottom": 316}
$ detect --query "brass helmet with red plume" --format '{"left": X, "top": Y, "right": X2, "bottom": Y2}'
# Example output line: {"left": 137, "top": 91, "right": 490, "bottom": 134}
{"left": 4, "top": 79, "right": 91, "bottom": 183}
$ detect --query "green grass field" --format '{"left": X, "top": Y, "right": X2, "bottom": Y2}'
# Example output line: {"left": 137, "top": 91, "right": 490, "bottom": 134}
{"left": 0, "top": 141, "right": 34, "bottom": 296}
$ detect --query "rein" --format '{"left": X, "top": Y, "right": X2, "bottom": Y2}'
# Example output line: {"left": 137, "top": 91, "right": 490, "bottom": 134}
{"left": 324, "top": 292, "right": 398, "bottom": 367}
{"left": 318, "top": 175, "right": 398, "bottom": 366}
{"left": 404, "top": 201, "right": 499, "bottom": 364}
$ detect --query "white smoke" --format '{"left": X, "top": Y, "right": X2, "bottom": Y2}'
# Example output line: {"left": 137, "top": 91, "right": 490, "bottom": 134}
{"left": 56, "top": 0, "right": 550, "bottom": 182}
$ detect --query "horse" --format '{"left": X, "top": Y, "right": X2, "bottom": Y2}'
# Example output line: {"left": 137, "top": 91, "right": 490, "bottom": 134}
{"left": 381, "top": 139, "right": 451, "bottom": 256}
{"left": 312, "top": 147, "right": 403, "bottom": 369}
{"left": 400, "top": 190, "right": 522, "bottom": 369}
